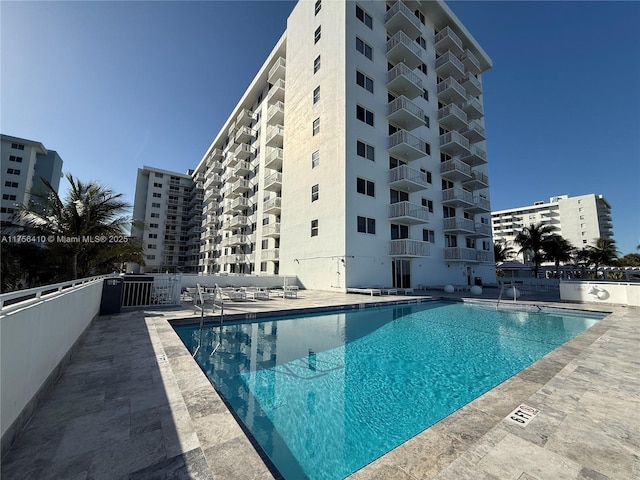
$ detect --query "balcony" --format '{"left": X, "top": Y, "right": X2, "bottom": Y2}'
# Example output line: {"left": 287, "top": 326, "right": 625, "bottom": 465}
{"left": 267, "top": 101, "right": 285, "bottom": 125}
{"left": 230, "top": 179, "right": 251, "bottom": 196}
{"left": 435, "top": 51, "right": 465, "bottom": 80}
{"left": 434, "top": 26, "right": 463, "bottom": 55}
{"left": 263, "top": 196, "right": 282, "bottom": 214}
{"left": 438, "top": 104, "right": 468, "bottom": 130}
{"left": 442, "top": 188, "right": 474, "bottom": 208}
{"left": 386, "top": 31, "right": 424, "bottom": 69}
{"left": 460, "top": 49, "right": 481, "bottom": 74}
{"left": 204, "top": 214, "right": 218, "bottom": 226}
{"left": 232, "top": 143, "right": 255, "bottom": 160}
{"left": 384, "top": 0, "right": 421, "bottom": 38}
{"left": 228, "top": 215, "right": 249, "bottom": 228}
{"left": 229, "top": 196, "right": 250, "bottom": 212}
{"left": 466, "top": 195, "right": 491, "bottom": 213}
{"left": 461, "top": 73, "right": 482, "bottom": 97}
{"left": 262, "top": 248, "right": 280, "bottom": 261}
{"left": 265, "top": 147, "right": 283, "bottom": 171}
{"left": 460, "top": 144, "right": 487, "bottom": 166}
{"left": 221, "top": 234, "right": 248, "bottom": 247}
{"left": 264, "top": 171, "right": 282, "bottom": 192}
{"left": 388, "top": 129, "right": 428, "bottom": 161}
{"left": 232, "top": 160, "right": 252, "bottom": 178}
{"left": 440, "top": 159, "right": 472, "bottom": 182}
{"left": 265, "top": 125, "right": 284, "bottom": 147}
{"left": 262, "top": 222, "right": 281, "bottom": 237}
{"left": 203, "top": 174, "right": 221, "bottom": 190}
{"left": 268, "top": 57, "right": 286, "bottom": 84}
{"left": 207, "top": 159, "right": 223, "bottom": 173}
{"left": 203, "top": 188, "right": 220, "bottom": 202}
{"left": 439, "top": 131, "right": 470, "bottom": 156}
{"left": 389, "top": 239, "right": 430, "bottom": 258}
{"left": 443, "top": 217, "right": 475, "bottom": 234}
{"left": 234, "top": 126, "right": 256, "bottom": 145}
{"left": 461, "top": 169, "right": 489, "bottom": 190}
{"left": 235, "top": 108, "right": 255, "bottom": 126}
{"left": 267, "top": 78, "right": 285, "bottom": 104}
{"left": 387, "top": 96, "right": 425, "bottom": 131}
{"left": 388, "top": 164, "right": 430, "bottom": 192}
{"left": 462, "top": 97, "right": 483, "bottom": 120}
{"left": 460, "top": 120, "right": 485, "bottom": 143}
{"left": 445, "top": 247, "right": 478, "bottom": 262}
{"left": 225, "top": 154, "right": 239, "bottom": 168}
{"left": 436, "top": 77, "right": 467, "bottom": 105}
{"left": 470, "top": 223, "right": 492, "bottom": 238}
{"left": 389, "top": 201, "right": 429, "bottom": 224}
{"left": 386, "top": 62, "right": 423, "bottom": 99}
{"left": 476, "top": 250, "right": 494, "bottom": 263}
{"left": 206, "top": 148, "right": 223, "bottom": 163}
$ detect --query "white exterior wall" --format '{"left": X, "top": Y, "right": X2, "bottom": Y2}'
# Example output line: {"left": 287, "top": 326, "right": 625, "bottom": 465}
{"left": 279, "top": 0, "right": 349, "bottom": 290}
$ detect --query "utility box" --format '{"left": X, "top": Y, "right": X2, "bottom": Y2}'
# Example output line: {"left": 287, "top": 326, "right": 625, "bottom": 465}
{"left": 100, "top": 277, "right": 123, "bottom": 315}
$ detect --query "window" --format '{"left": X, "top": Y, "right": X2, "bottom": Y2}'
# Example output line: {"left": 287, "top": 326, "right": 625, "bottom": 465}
{"left": 313, "top": 117, "right": 320, "bottom": 136}
{"left": 415, "top": 10, "right": 425, "bottom": 25}
{"left": 148, "top": 233, "right": 158, "bottom": 239}
{"left": 311, "top": 184, "right": 319, "bottom": 202}
{"left": 146, "top": 255, "right": 156, "bottom": 260}
{"left": 419, "top": 63, "right": 428, "bottom": 75}
{"left": 148, "top": 244, "right": 157, "bottom": 250}
{"left": 313, "top": 86, "right": 320, "bottom": 104}
{"left": 356, "top": 5, "right": 373, "bottom": 29}
{"left": 424, "top": 116, "right": 430, "bottom": 128}
{"left": 444, "top": 234, "right": 457, "bottom": 247}
{"left": 356, "top": 105, "right": 374, "bottom": 126}
{"left": 421, "top": 169, "right": 432, "bottom": 184}
{"left": 416, "top": 36, "right": 426, "bottom": 49}
{"left": 356, "top": 70, "right": 374, "bottom": 93}
{"left": 2, "top": 194, "right": 16, "bottom": 201}
{"left": 315, "top": 0, "right": 321, "bottom": 15}
{"left": 442, "top": 179, "right": 454, "bottom": 190}
{"left": 356, "top": 177, "right": 375, "bottom": 197}
{"left": 4, "top": 181, "right": 18, "bottom": 188}
{"left": 391, "top": 224, "right": 409, "bottom": 240}
{"left": 153, "top": 182, "right": 162, "bottom": 188}
{"left": 11, "top": 143, "right": 25, "bottom": 150}
{"left": 152, "top": 192, "right": 162, "bottom": 198}
{"left": 150, "top": 213, "right": 160, "bottom": 218}
{"left": 261, "top": 239, "right": 269, "bottom": 249}
{"left": 9, "top": 155, "right": 22, "bottom": 163}
{"left": 423, "top": 229, "right": 435, "bottom": 243}
{"left": 357, "top": 216, "right": 376, "bottom": 234}
{"left": 312, "top": 150, "right": 320, "bottom": 168}
{"left": 422, "top": 198, "right": 433, "bottom": 213}
{"left": 314, "top": 55, "right": 321, "bottom": 73}
{"left": 314, "top": 26, "right": 321, "bottom": 43}
{"left": 390, "top": 189, "right": 408, "bottom": 203}
{"left": 261, "top": 262, "right": 268, "bottom": 272}
{"left": 443, "top": 206, "right": 455, "bottom": 218}
{"left": 311, "top": 219, "right": 319, "bottom": 237}
{"left": 425, "top": 142, "right": 431, "bottom": 155}
{"left": 6, "top": 168, "right": 20, "bottom": 175}
{"left": 356, "top": 140, "right": 374, "bottom": 161}
{"left": 422, "top": 89, "right": 429, "bottom": 101}
{"left": 356, "top": 37, "right": 373, "bottom": 60}
{"left": 154, "top": 172, "right": 164, "bottom": 178}
{"left": 151, "top": 202, "right": 161, "bottom": 208}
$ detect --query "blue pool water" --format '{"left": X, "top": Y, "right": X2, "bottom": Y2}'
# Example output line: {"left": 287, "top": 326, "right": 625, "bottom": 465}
{"left": 175, "top": 302, "right": 601, "bottom": 480}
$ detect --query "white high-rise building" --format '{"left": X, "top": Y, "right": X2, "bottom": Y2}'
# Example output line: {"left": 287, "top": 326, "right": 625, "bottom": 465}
{"left": 491, "top": 194, "right": 614, "bottom": 259}
{"left": 1, "top": 134, "right": 63, "bottom": 227}
{"left": 131, "top": 166, "right": 203, "bottom": 273}
{"left": 190, "top": 0, "right": 494, "bottom": 290}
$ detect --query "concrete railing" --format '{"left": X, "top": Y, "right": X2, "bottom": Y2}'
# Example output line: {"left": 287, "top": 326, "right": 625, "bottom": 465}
{"left": 1, "top": 276, "right": 106, "bottom": 456}
{"left": 560, "top": 280, "right": 640, "bottom": 307}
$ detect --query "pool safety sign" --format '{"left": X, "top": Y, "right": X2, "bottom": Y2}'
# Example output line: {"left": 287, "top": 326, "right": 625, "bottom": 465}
{"left": 505, "top": 404, "right": 539, "bottom": 427}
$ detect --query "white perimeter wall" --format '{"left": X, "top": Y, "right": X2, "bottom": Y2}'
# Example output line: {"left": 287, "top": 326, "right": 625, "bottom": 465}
{"left": 560, "top": 281, "right": 640, "bottom": 307}
{"left": 0, "top": 280, "right": 103, "bottom": 439}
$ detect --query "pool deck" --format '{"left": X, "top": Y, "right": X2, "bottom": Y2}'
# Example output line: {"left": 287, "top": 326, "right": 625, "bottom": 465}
{"left": 1, "top": 289, "right": 638, "bottom": 479}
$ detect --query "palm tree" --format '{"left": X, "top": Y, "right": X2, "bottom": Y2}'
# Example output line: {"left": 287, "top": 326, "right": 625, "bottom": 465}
{"left": 15, "top": 173, "right": 140, "bottom": 280}
{"left": 513, "top": 222, "right": 556, "bottom": 278}
{"left": 543, "top": 235, "right": 574, "bottom": 278}
{"left": 493, "top": 240, "right": 515, "bottom": 264}
{"left": 586, "top": 237, "right": 619, "bottom": 279}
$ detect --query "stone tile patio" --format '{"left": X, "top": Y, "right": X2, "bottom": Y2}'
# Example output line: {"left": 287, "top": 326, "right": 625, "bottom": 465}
{"left": 1, "top": 290, "right": 637, "bottom": 479}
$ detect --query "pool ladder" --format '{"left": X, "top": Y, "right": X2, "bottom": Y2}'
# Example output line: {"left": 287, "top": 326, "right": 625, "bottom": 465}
{"left": 192, "top": 283, "right": 224, "bottom": 358}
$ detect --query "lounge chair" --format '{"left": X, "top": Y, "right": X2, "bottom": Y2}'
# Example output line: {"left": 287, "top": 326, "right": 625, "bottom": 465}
{"left": 243, "top": 287, "right": 270, "bottom": 300}
{"left": 347, "top": 287, "right": 382, "bottom": 296}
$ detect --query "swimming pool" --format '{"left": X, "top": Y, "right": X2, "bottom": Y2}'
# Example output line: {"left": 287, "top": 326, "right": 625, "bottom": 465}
{"left": 175, "top": 301, "right": 602, "bottom": 480}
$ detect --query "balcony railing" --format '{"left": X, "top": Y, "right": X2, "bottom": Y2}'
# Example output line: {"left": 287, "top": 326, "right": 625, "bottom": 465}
{"left": 263, "top": 197, "right": 282, "bottom": 214}
{"left": 267, "top": 78, "right": 285, "bottom": 103}
{"left": 438, "top": 104, "right": 468, "bottom": 130}
{"left": 435, "top": 51, "right": 465, "bottom": 80}
{"left": 388, "top": 164, "right": 429, "bottom": 191}
{"left": 384, "top": 0, "right": 421, "bottom": 38}
{"left": 436, "top": 77, "right": 467, "bottom": 104}
{"left": 461, "top": 73, "right": 482, "bottom": 97}
{"left": 462, "top": 96, "right": 483, "bottom": 119}
{"left": 460, "top": 144, "right": 487, "bottom": 166}
{"left": 234, "top": 126, "right": 256, "bottom": 144}
{"left": 473, "top": 223, "right": 492, "bottom": 237}
{"left": 442, "top": 188, "right": 474, "bottom": 207}
{"left": 389, "top": 201, "right": 429, "bottom": 224}
{"left": 264, "top": 172, "right": 283, "bottom": 191}
{"left": 262, "top": 248, "right": 280, "bottom": 261}
{"left": 439, "top": 131, "right": 470, "bottom": 156}
{"left": 440, "top": 159, "right": 471, "bottom": 181}
{"left": 386, "top": 31, "right": 423, "bottom": 69}
{"left": 266, "top": 125, "right": 284, "bottom": 147}
{"left": 265, "top": 147, "right": 283, "bottom": 170}
{"left": 443, "top": 217, "right": 475, "bottom": 233}
{"left": 268, "top": 57, "right": 286, "bottom": 83}
{"left": 387, "top": 96, "right": 425, "bottom": 130}
{"left": 388, "top": 129, "right": 428, "bottom": 161}
{"left": 235, "top": 108, "right": 254, "bottom": 126}
{"left": 460, "top": 49, "right": 481, "bottom": 74}
{"left": 434, "top": 26, "right": 463, "bottom": 55}
{"left": 461, "top": 169, "right": 489, "bottom": 190}
{"left": 262, "top": 222, "right": 281, "bottom": 237}
{"left": 387, "top": 62, "right": 423, "bottom": 99}
{"left": 444, "top": 247, "right": 478, "bottom": 262}
{"left": 467, "top": 195, "right": 491, "bottom": 213}
{"left": 389, "top": 239, "right": 430, "bottom": 257}
{"left": 267, "top": 101, "right": 285, "bottom": 125}
{"left": 232, "top": 143, "right": 255, "bottom": 160}
{"left": 460, "top": 120, "right": 485, "bottom": 143}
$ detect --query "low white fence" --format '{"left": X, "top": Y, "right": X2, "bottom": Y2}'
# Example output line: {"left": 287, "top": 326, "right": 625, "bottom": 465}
{"left": 0, "top": 276, "right": 105, "bottom": 455}
{"left": 179, "top": 273, "right": 299, "bottom": 291}
{"left": 560, "top": 280, "right": 640, "bottom": 307}
{"left": 121, "top": 274, "right": 182, "bottom": 307}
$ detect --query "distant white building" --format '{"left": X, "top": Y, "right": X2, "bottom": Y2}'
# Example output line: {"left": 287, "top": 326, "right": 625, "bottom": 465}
{"left": 0, "top": 134, "right": 63, "bottom": 227}
{"left": 131, "top": 166, "right": 203, "bottom": 273}
{"left": 492, "top": 194, "right": 614, "bottom": 261}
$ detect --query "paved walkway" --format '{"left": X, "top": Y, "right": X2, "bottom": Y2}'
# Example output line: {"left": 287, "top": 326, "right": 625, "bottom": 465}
{"left": 1, "top": 290, "right": 637, "bottom": 479}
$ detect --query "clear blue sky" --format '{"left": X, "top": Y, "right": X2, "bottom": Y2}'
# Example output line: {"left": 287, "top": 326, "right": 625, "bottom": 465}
{"left": 2, "top": 1, "right": 639, "bottom": 255}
